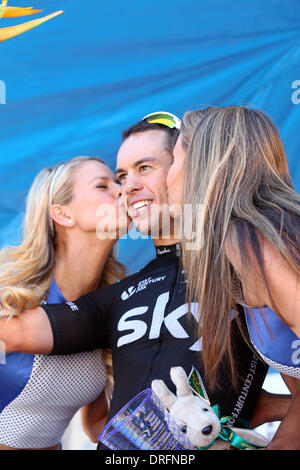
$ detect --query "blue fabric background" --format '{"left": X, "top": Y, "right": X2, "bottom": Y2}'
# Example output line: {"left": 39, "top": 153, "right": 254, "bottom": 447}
{"left": 0, "top": 0, "right": 299, "bottom": 273}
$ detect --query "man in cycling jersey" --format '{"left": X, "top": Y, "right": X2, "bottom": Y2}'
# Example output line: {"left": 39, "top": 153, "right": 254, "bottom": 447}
{"left": 0, "top": 112, "right": 288, "bottom": 449}
{"left": 43, "top": 114, "right": 271, "bottom": 430}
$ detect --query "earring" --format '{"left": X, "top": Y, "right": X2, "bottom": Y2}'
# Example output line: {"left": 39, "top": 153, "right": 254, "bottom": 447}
{"left": 68, "top": 219, "right": 73, "bottom": 225}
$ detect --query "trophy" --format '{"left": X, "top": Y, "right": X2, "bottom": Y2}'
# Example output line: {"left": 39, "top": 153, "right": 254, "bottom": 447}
{"left": 98, "top": 388, "right": 193, "bottom": 450}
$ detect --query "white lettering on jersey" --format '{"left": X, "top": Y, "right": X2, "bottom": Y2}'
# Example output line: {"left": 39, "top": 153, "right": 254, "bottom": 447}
{"left": 164, "top": 304, "right": 191, "bottom": 339}
{"left": 291, "top": 339, "right": 300, "bottom": 365}
{"left": 149, "top": 293, "right": 170, "bottom": 339}
{"left": 66, "top": 302, "right": 79, "bottom": 311}
{"left": 121, "top": 286, "right": 136, "bottom": 300}
{"left": 117, "top": 307, "right": 148, "bottom": 347}
{"left": 117, "top": 292, "right": 202, "bottom": 350}
{"left": 121, "top": 276, "right": 166, "bottom": 301}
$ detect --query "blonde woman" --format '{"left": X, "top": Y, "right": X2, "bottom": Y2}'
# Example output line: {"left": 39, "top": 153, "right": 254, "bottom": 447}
{"left": 167, "top": 105, "right": 300, "bottom": 449}
{"left": 0, "top": 156, "right": 128, "bottom": 450}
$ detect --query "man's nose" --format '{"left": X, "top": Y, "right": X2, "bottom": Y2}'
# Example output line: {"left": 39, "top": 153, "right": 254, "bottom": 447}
{"left": 123, "top": 174, "right": 143, "bottom": 194}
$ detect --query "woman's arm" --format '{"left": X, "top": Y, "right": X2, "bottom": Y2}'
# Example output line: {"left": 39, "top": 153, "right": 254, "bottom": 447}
{"left": 250, "top": 389, "right": 291, "bottom": 429}
{"left": 260, "top": 242, "right": 300, "bottom": 338}
{"left": 0, "top": 286, "right": 108, "bottom": 355}
{"left": 266, "top": 375, "right": 300, "bottom": 450}
{"left": 226, "top": 235, "right": 300, "bottom": 337}
{"left": 0, "top": 306, "right": 53, "bottom": 354}
{"left": 81, "top": 390, "right": 109, "bottom": 442}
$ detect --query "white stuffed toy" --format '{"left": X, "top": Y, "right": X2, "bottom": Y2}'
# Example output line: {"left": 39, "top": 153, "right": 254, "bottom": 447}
{"left": 151, "top": 367, "right": 269, "bottom": 450}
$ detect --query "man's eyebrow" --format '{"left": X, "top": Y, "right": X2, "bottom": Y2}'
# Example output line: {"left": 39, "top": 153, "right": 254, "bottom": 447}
{"left": 115, "top": 157, "right": 159, "bottom": 175}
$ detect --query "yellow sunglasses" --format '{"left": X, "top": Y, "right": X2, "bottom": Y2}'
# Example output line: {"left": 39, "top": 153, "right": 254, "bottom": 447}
{"left": 142, "top": 111, "right": 181, "bottom": 130}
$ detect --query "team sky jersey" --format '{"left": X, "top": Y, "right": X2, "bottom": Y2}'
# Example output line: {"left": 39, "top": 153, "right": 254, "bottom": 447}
{"left": 43, "top": 244, "right": 268, "bottom": 430}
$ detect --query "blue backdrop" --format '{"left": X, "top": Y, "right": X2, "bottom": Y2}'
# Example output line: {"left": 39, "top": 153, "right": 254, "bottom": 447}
{"left": 0, "top": 0, "right": 299, "bottom": 273}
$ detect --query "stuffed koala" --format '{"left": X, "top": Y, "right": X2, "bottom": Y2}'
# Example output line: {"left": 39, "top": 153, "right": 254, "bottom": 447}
{"left": 151, "top": 367, "right": 269, "bottom": 450}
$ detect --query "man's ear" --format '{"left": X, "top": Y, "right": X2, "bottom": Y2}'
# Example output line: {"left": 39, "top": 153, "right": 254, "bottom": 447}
{"left": 49, "top": 204, "right": 74, "bottom": 228}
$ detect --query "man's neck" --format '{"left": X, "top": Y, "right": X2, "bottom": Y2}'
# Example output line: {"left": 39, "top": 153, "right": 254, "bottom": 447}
{"left": 153, "top": 236, "right": 181, "bottom": 248}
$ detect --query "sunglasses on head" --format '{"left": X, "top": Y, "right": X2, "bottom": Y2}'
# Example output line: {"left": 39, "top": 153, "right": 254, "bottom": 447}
{"left": 142, "top": 111, "right": 181, "bottom": 130}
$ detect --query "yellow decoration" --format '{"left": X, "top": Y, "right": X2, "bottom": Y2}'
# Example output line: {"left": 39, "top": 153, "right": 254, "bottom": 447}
{"left": 0, "top": 1, "right": 63, "bottom": 42}
{"left": 3, "top": 7, "right": 43, "bottom": 17}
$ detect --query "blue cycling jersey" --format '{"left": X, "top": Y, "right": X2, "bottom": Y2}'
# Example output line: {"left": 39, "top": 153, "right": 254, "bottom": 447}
{"left": 245, "top": 305, "right": 300, "bottom": 378}
{"left": 0, "top": 279, "right": 106, "bottom": 448}
{"left": 0, "top": 279, "right": 65, "bottom": 416}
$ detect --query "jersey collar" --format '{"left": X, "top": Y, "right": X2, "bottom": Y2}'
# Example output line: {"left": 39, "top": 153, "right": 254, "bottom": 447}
{"left": 155, "top": 243, "right": 180, "bottom": 258}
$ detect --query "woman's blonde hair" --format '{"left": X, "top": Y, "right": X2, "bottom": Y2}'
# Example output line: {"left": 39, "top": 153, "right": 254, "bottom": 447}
{"left": 0, "top": 156, "right": 126, "bottom": 317}
{"left": 180, "top": 105, "right": 300, "bottom": 386}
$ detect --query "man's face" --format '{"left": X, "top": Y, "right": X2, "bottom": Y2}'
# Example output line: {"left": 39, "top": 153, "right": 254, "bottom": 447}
{"left": 116, "top": 129, "right": 173, "bottom": 239}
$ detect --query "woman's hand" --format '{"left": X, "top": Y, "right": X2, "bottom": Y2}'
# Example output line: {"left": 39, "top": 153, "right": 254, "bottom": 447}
{"left": 250, "top": 389, "right": 291, "bottom": 429}
{"left": 81, "top": 390, "right": 109, "bottom": 443}
{"left": 266, "top": 375, "right": 300, "bottom": 450}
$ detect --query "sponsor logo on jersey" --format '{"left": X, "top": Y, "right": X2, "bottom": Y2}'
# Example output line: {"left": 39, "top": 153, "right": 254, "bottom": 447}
{"left": 156, "top": 247, "right": 172, "bottom": 255}
{"left": 121, "top": 286, "right": 137, "bottom": 300}
{"left": 121, "top": 275, "right": 166, "bottom": 300}
{"left": 291, "top": 339, "right": 300, "bottom": 365}
{"left": 227, "top": 353, "right": 259, "bottom": 426}
{"left": 117, "top": 292, "right": 201, "bottom": 350}
{"left": 66, "top": 301, "right": 79, "bottom": 311}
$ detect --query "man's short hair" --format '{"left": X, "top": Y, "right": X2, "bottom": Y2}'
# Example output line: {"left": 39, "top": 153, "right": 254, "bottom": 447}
{"left": 122, "top": 119, "right": 179, "bottom": 153}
